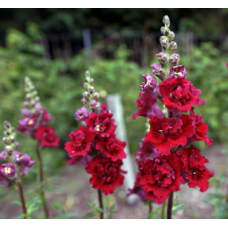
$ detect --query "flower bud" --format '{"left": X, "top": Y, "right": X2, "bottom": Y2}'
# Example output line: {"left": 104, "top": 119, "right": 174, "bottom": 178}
{"left": 151, "top": 63, "right": 166, "bottom": 78}
{"left": 156, "top": 52, "right": 167, "bottom": 65}
{"left": 169, "top": 54, "right": 180, "bottom": 66}
{"left": 83, "top": 82, "right": 88, "bottom": 89}
{"left": 14, "top": 142, "right": 19, "bottom": 150}
{"left": 10, "top": 136, "right": 15, "bottom": 143}
{"left": 4, "top": 146, "right": 13, "bottom": 155}
{"left": 35, "top": 96, "right": 40, "bottom": 102}
{"left": 93, "top": 92, "right": 100, "bottom": 101}
{"left": 169, "top": 41, "right": 177, "bottom": 53}
{"left": 160, "top": 36, "right": 167, "bottom": 43}
{"left": 3, "top": 137, "right": 10, "bottom": 145}
{"left": 89, "top": 78, "right": 94, "bottom": 84}
{"left": 83, "top": 92, "right": 90, "bottom": 101}
{"left": 164, "top": 28, "right": 170, "bottom": 37}
{"left": 85, "top": 70, "right": 90, "bottom": 78}
{"left": 31, "top": 101, "right": 36, "bottom": 107}
{"left": 23, "top": 101, "right": 29, "bottom": 107}
{"left": 4, "top": 121, "right": 10, "bottom": 129}
{"left": 89, "top": 86, "right": 95, "bottom": 94}
{"left": 163, "top": 15, "right": 170, "bottom": 27}
{"left": 160, "top": 26, "right": 166, "bottom": 34}
{"left": 26, "top": 94, "right": 31, "bottom": 100}
{"left": 167, "top": 31, "right": 175, "bottom": 41}
{"left": 161, "top": 39, "right": 169, "bottom": 51}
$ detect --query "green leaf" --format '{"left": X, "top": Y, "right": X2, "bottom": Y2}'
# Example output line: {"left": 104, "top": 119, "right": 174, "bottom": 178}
{"left": 12, "top": 200, "right": 22, "bottom": 206}
{"left": 107, "top": 204, "right": 116, "bottom": 219}
{"left": 83, "top": 211, "right": 98, "bottom": 219}
{"left": 53, "top": 213, "right": 78, "bottom": 219}
{"left": 86, "top": 202, "right": 96, "bottom": 208}
{"left": 172, "top": 202, "right": 185, "bottom": 215}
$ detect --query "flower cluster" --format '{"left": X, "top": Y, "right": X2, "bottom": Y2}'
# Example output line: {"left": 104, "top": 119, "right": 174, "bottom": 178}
{"left": 17, "top": 77, "right": 59, "bottom": 148}
{"left": 65, "top": 71, "right": 126, "bottom": 195}
{"left": 128, "top": 15, "right": 214, "bottom": 204}
{"left": 0, "top": 121, "right": 35, "bottom": 187}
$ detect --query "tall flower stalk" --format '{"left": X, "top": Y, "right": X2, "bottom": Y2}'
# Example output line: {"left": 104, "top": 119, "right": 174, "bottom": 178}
{"left": 0, "top": 121, "right": 35, "bottom": 218}
{"left": 64, "top": 71, "right": 127, "bottom": 219}
{"left": 128, "top": 15, "right": 214, "bottom": 219}
{"left": 17, "top": 77, "right": 60, "bottom": 219}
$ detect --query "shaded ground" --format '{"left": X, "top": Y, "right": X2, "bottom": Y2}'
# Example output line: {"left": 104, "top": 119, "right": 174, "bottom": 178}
{"left": 0, "top": 144, "right": 227, "bottom": 219}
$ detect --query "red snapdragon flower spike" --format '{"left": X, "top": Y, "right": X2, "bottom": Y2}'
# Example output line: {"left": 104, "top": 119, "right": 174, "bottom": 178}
{"left": 86, "top": 156, "right": 126, "bottom": 195}
{"left": 96, "top": 134, "right": 126, "bottom": 161}
{"left": 144, "top": 115, "right": 195, "bottom": 156}
{"left": 187, "top": 108, "right": 213, "bottom": 146}
{"left": 64, "top": 126, "right": 94, "bottom": 158}
{"left": 138, "top": 152, "right": 185, "bottom": 204}
{"left": 177, "top": 146, "right": 214, "bottom": 192}
{"left": 34, "top": 126, "right": 59, "bottom": 148}
{"left": 132, "top": 92, "right": 163, "bottom": 120}
{"left": 159, "top": 77, "right": 205, "bottom": 113}
{"left": 169, "top": 65, "right": 187, "bottom": 79}
{"left": 127, "top": 172, "right": 146, "bottom": 201}
{"left": 86, "top": 112, "right": 116, "bottom": 138}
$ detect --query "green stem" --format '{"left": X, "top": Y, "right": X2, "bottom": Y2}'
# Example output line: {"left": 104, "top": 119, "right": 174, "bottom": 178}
{"left": 17, "top": 182, "right": 27, "bottom": 219}
{"left": 167, "top": 191, "right": 173, "bottom": 219}
{"left": 98, "top": 189, "right": 104, "bottom": 219}
{"left": 36, "top": 141, "right": 49, "bottom": 219}
{"left": 161, "top": 201, "right": 166, "bottom": 219}
{"left": 148, "top": 201, "right": 152, "bottom": 218}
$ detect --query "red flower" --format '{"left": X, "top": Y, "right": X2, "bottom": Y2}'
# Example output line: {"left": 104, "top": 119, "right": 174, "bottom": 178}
{"left": 144, "top": 115, "right": 195, "bottom": 156}
{"left": 86, "top": 156, "right": 126, "bottom": 195}
{"left": 138, "top": 152, "right": 185, "bottom": 204}
{"left": 86, "top": 112, "right": 116, "bottom": 137}
{"left": 96, "top": 134, "right": 126, "bottom": 161}
{"left": 34, "top": 126, "right": 59, "bottom": 147}
{"left": 159, "top": 77, "right": 205, "bottom": 112}
{"left": 64, "top": 126, "right": 94, "bottom": 158}
{"left": 177, "top": 146, "right": 214, "bottom": 192}
{"left": 66, "top": 154, "right": 92, "bottom": 167}
{"left": 40, "top": 109, "right": 52, "bottom": 125}
{"left": 132, "top": 92, "right": 163, "bottom": 120}
{"left": 187, "top": 108, "right": 213, "bottom": 146}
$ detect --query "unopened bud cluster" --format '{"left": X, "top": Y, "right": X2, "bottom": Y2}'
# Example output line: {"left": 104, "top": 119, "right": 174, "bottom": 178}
{"left": 151, "top": 15, "right": 180, "bottom": 80}
{"left": 23, "top": 77, "right": 42, "bottom": 114}
{"left": 82, "top": 71, "right": 100, "bottom": 113}
{"left": 0, "top": 121, "right": 35, "bottom": 187}
{"left": 3, "top": 121, "right": 18, "bottom": 159}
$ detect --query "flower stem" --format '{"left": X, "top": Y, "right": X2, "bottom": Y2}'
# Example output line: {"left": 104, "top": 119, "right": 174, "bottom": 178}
{"left": 36, "top": 141, "right": 49, "bottom": 219}
{"left": 148, "top": 201, "right": 153, "bottom": 218}
{"left": 161, "top": 201, "right": 166, "bottom": 219}
{"left": 167, "top": 191, "right": 173, "bottom": 219}
{"left": 17, "top": 182, "right": 27, "bottom": 219}
{"left": 98, "top": 189, "right": 104, "bottom": 219}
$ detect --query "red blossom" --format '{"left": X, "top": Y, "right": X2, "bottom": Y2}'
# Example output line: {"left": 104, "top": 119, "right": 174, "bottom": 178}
{"left": 144, "top": 115, "right": 195, "bottom": 156}
{"left": 177, "top": 146, "right": 214, "bottom": 192}
{"left": 138, "top": 152, "right": 185, "bottom": 204}
{"left": 159, "top": 77, "right": 205, "bottom": 112}
{"left": 86, "top": 112, "right": 116, "bottom": 137}
{"left": 34, "top": 126, "right": 59, "bottom": 147}
{"left": 64, "top": 126, "right": 94, "bottom": 158}
{"left": 96, "top": 134, "right": 126, "bottom": 161}
{"left": 86, "top": 156, "right": 126, "bottom": 195}
{"left": 132, "top": 92, "right": 163, "bottom": 119}
{"left": 187, "top": 108, "right": 213, "bottom": 146}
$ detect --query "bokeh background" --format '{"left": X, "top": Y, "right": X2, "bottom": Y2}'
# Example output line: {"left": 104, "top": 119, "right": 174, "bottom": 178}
{"left": 0, "top": 8, "right": 228, "bottom": 219}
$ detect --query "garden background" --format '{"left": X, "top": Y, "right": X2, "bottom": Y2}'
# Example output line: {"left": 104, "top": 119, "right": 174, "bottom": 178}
{"left": 0, "top": 8, "right": 228, "bottom": 219}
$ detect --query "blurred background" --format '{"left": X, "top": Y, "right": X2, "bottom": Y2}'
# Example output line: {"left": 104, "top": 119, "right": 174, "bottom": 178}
{"left": 0, "top": 8, "right": 228, "bottom": 219}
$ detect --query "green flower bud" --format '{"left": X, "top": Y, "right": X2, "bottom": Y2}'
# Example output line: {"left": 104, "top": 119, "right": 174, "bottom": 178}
{"left": 163, "top": 15, "right": 170, "bottom": 27}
